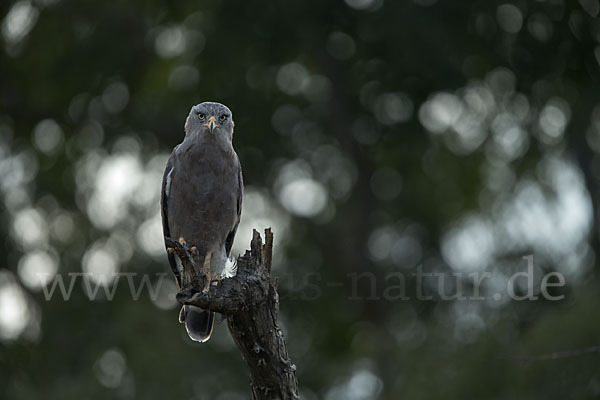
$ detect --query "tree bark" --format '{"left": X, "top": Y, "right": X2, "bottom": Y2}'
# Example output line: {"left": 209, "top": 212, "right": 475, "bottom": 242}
{"left": 166, "top": 229, "right": 299, "bottom": 400}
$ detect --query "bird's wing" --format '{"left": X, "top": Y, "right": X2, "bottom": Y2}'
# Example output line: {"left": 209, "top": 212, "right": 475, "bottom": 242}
{"left": 224, "top": 158, "right": 243, "bottom": 256}
{"left": 161, "top": 150, "right": 182, "bottom": 287}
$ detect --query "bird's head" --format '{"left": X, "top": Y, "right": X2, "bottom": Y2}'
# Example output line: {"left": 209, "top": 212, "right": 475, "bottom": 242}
{"left": 185, "top": 102, "right": 234, "bottom": 140}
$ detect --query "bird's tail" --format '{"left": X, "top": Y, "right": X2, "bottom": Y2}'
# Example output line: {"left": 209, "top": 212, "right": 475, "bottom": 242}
{"left": 179, "top": 305, "right": 214, "bottom": 342}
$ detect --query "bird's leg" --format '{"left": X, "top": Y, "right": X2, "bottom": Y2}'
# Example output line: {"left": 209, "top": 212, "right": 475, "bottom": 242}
{"left": 201, "top": 251, "right": 212, "bottom": 294}
{"left": 189, "top": 246, "right": 202, "bottom": 277}
{"left": 176, "top": 237, "right": 201, "bottom": 288}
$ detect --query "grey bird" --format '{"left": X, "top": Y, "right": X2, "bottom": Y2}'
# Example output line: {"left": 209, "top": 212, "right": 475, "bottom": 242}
{"left": 160, "top": 102, "right": 243, "bottom": 342}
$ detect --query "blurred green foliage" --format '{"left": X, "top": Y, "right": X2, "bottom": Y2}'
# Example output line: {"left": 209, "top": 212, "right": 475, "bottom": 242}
{"left": 2, "top": 0, "right": 600, "bottom": 399}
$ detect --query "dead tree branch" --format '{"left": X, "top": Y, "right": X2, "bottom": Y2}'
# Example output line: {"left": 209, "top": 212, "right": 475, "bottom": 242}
{"left": 166, "top": 229, "right": 299, "bottom": 400}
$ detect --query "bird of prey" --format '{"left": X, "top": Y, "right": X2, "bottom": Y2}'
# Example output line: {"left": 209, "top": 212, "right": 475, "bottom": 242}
{"left": 161, "top": 102, "right": 243, "bottom": 342}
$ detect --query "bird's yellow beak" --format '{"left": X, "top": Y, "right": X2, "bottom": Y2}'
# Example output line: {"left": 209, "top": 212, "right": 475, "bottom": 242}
{"left": 205, "top": 116, "right": 217, "bottom": 133}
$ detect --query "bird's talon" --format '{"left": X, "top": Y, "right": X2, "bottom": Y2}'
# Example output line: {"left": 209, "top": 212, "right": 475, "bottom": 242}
{"left": 202, "top": 276, "right": 211, "bottom": 293}
{"left": 211, "top": 275, "right": 226, "bottom": 284}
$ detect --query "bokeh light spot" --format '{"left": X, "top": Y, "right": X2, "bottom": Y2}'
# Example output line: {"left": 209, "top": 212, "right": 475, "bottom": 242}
{"left": 17, "top": 249, "right": 59, "bottom": 290}
{"left": 496, "top": 4, "right": 523, "bottom": 34}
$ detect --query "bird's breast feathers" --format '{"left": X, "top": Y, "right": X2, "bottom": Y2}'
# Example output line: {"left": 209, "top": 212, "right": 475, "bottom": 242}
{"left": 165, "top": 138, "right": 241, "bottom": 255}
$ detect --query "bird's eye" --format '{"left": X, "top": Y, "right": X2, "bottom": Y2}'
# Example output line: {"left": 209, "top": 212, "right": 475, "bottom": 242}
{"left": 219, "top": 114, "right": 228, "bottom": 122}
{"left": 198, "top": 113, "right": 205, "bottom": 121}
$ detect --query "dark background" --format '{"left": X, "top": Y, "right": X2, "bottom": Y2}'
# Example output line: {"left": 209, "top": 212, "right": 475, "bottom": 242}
{"left": 2, "top": 0, "right": 600, "bottom": 398}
